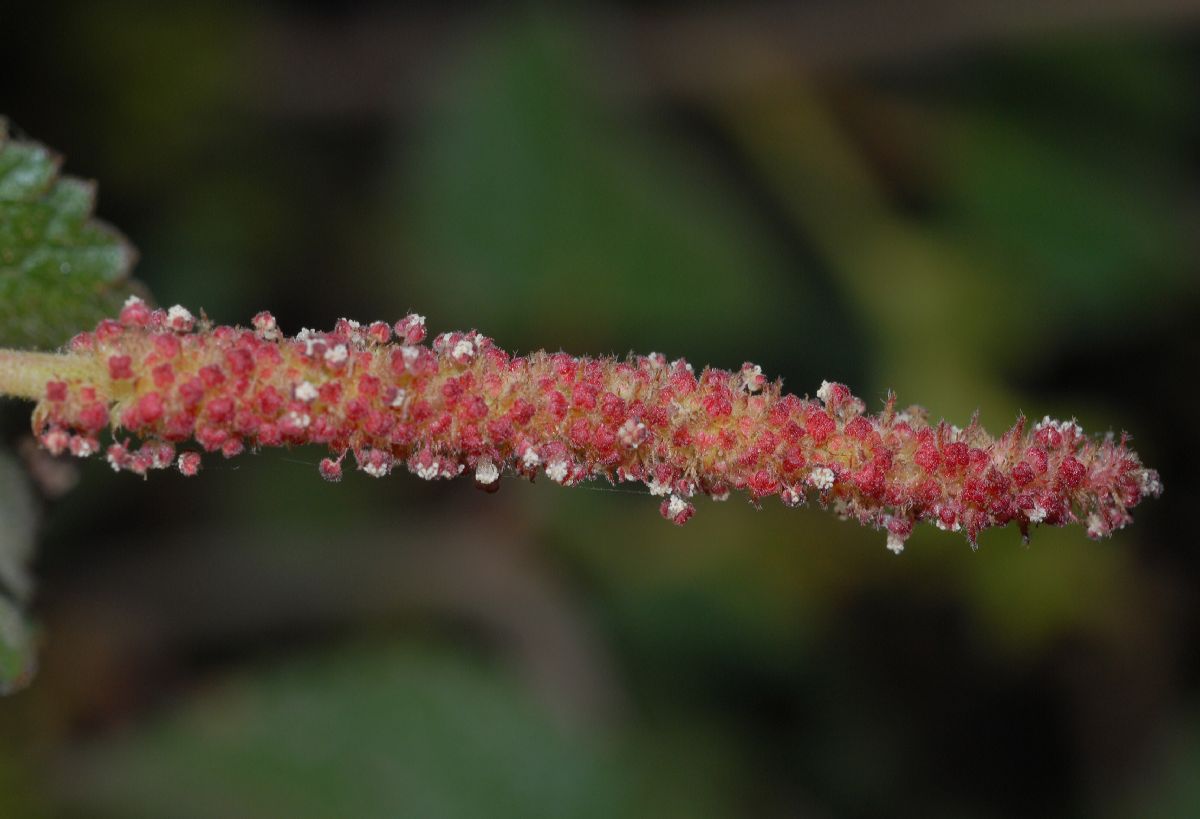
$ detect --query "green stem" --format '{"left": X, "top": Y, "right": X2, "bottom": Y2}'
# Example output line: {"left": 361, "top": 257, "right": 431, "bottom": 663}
{"left": 0, "top": 349, "right": 100, "bottom": 401}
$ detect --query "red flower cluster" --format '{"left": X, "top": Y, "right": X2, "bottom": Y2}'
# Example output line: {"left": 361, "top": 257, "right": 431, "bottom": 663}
{"left": 29, "top": 299, "right": 1162, "bottom": 552}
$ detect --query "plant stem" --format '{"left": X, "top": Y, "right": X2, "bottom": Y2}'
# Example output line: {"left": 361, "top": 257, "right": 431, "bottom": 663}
{"left": 0, "top": 350, "right": 101, "bottom": 401}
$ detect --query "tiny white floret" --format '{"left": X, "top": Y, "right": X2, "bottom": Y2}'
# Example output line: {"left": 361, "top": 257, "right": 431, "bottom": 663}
{"left": 741, "top": 364, "right": 764, "bottom": 392}
{"left": 809, "top": 466, "right": 835, "bottom": 491}
{"left": 451, "top": 337, "right": 476, "bottom": 362}
{"left": 295, "top": 381, "right": 319, "bottom": 403}
{"left": 886, "top": 532, "right": 906, "bottom": 555}
{"left": 522, "top": 448, "right": 541, "bottom": 469}
{"left": 666, "top": 494, "right": 689, "bottom": 518}
{"left": 324, "top": 344, "right": 348, "bottom": 365}
{"left": 475, "top": 460, "right": 499, "bottom": 485}
{"left": 297, "top": 329, "right": 320, "bottom": 356}
{"left": 647, "top": 477, "right": 671, "bottom": 497}
{"left": 363, "top": 462, "right": 389, "bottom": 478}
{"left": 816, "top": 380, "right": 834, "bottom": 404}
{"left": 618, "top": 419, "right": 646, "bottom": 449}
{"left": 1138, "top": 469, "right": 1162, "bottom": 496}
{"left": 253, "top": 313, "right": 279, "bottom": 338}
{"left": 1034, "top": 416, "right": 1083, "bottom": 438}
{"left": 545, "top": 460, "right": 569, "bottom": 484}
{"left": 166, "top": 305, "right": 194, "bottom": 330}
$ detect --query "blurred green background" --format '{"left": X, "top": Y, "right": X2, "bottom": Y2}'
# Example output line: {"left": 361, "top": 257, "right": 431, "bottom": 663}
{"left": 1, "top": 2, "right": 1198, "bottom": 817}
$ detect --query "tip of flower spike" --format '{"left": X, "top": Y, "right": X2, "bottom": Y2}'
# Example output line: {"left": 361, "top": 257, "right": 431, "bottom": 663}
{"left": 1138, "top": 468, "right": 1164, "bottom": 498}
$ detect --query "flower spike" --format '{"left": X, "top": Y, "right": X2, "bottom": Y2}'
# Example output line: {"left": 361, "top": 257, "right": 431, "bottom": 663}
{"left": 3, "top": 304, "right": 1162, "bottom": 553}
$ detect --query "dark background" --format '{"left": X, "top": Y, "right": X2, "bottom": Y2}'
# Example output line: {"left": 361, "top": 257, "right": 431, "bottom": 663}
{"left": 2, "top": 2, "right": 1198, "bottom": 817}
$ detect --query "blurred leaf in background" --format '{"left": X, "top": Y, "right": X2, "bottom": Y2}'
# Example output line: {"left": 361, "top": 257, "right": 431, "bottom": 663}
{"left": 59, "top": 643, "right": 631, "bottom": 819}
{"left": 395, "top": 16, "right": 865, "bottom": 381}
{"left": 932, "top": 37, "right": 1195, "bottom": 348}
{"left": 0, "top": 452, "right": 37, "bottom": 694}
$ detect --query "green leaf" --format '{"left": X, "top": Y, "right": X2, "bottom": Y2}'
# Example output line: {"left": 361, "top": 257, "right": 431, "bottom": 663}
{"left": 58, "top": 643, "right": 631, "bottom": 819}
{"left": 0, "top": 451, "right": 37, "bottom": 694}
{"left": 0, "top": 119, "right": 141, "bottom": 349}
